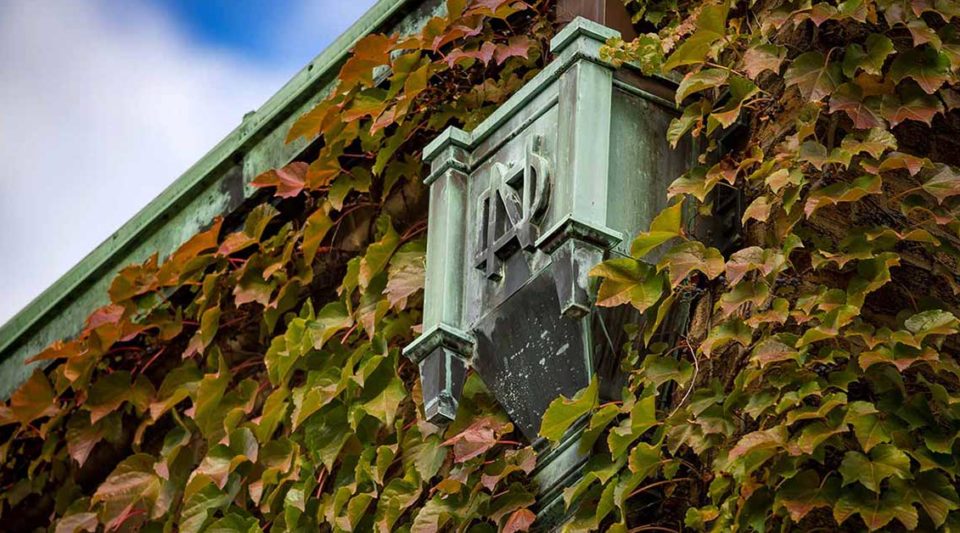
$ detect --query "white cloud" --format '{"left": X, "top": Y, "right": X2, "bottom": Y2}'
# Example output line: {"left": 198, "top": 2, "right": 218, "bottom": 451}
{"left": 0, "top": 0, "right": 372, "bottom": 324}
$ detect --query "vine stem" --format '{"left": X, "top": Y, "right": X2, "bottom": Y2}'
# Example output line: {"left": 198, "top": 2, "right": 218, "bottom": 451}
{"left": 627, "top": 477, "right": 694, "bottom": 499}
{"left": 136, "top": 346, "right": 167, "bottom": 377}
{"left": 667, "top": 337, "right": 698, "bottom": 419}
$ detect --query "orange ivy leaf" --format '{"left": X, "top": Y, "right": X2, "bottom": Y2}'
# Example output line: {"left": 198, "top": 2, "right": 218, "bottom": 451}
{"left": 251, "top": 161, "right": 309, "bottom": 199}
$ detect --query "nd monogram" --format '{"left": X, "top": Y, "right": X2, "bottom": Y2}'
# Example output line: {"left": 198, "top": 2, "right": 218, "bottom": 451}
{"left": 474, "top": 135, "right": 551, "bottom": 280}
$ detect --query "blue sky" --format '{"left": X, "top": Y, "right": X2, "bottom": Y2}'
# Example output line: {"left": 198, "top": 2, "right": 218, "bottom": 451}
{"left": 0, "top": 0, "right": 375, "bottom": 324}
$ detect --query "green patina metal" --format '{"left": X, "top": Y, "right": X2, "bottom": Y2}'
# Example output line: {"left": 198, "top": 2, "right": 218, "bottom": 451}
{"left": 0, "top": 0, "right": 449, "bottom": 398}
{"left": 403, "top": 17, "right": 694, "bottom": 523}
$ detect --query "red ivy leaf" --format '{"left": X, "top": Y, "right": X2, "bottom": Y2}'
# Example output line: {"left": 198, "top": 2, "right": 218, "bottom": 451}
{"left": 494, "top": 36, "right": 532, "bottom": 65}
{"left": 881, "top": 84, "right": 944, "bottom": 126}
{"left": 442, "top": 417, "right": 512, "bottom": 463}
{"left": 503, "top": 508, "right": 536, "bottom": 533}
{"left": 784, "top": 51, "right": 842, "bottom": 102}
{"left": 830, "top": 84, "right": 885, "bottom": 129}
{"left": 446, "top": 41, "right": 497, "bottom": 67}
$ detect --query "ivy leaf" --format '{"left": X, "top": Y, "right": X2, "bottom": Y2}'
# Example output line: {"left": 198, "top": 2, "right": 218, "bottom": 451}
{"left": 796, "top": 419, "right": 848, "bottom": 455}
{"left": 839, "top": 127, "right": 897, "bottom": 159}
{"left": 804, "top": 174, "right": 882, "bottom": 217}
{"left": 66, "top": 412, "right": 120, "bottom": 467}
{"left": 742, "top": 195, "right": 772, "bottom": 224}
{"left": 889, "top": 46, "right": 952, "bottom": 94}
{"left": 881, "top": 84, "right": 944, "bottom": 126}
{"left": 85, "top": 371, "right": 155, "bottom": 424}
{"left": 383, "top": 241, "right": 426, "bottom": 310}
{"left": 844, "top": 401, "right": 893, "bottom": 452}
{"left": 668, "top": 100, "right": 709, "bottom": 148}
{"left": 589, "top": 259, "right": 666, "bottom": 312}
{"left": 539, "top": 376, "right": 598, "bottom": 442}
{"left": 361, "top": 377, "right": 407, "bottom": 427}
{"left": 776, "top": 470, "right": 840, "bottom": 522}
{"left": 8, "top": 370, "right": 59, "bottom": 425}
{"left": 750, "top": 337, "right": 800, "bottom": 368}
{"left": 251, "top": 161, "right": 308, "bottom": 199}
{"left": 727, "top": 424, "right": 787, "bottom": 461}
{"left": 192, "top": 352, "right": 232, "bottom": 441}
{"left": 92, "top": 454, "right": 161, "bottom": 529}
{"left": 630, "top": 201, "right": 684, "bottom": 257}
{"left": 657, "top": 241, "right": 724, "bottom": 288}
{"left": 742, "top": 43, "right": 785, "bottom": 79}
{"left": 180, "top": 477, "right": 231, "bottom": 533}
{"left": 443, "top": 417, "right": 511, "bottom": 462}
{"left": 839, "top": 444, "right": 912, "bottom": 492}
{"left": 829, "top": 83, "right": 885, "bottom": 129}
{"left": 607, "top": 394, "right": 657, "bottom": 457}
{"left": 700, "top": 318, "right": 752, "bottom": 357}
{"left": 359, "top": 216, "right": 401, "bottom": 289}
{"left": 630, "top": 202, "right": 683, "bottom": 259}
{"left": 640, "top": 353, "right": 693, "bottom": 388}
{"left": 904, "top": 309, "right": 959, "bottom": 341}
{"left": 842, "top": 34, "right": 894, "bottom": 77}
{"left": 376, "top": 478, "right": 422, "bottom": 531}
{"left": 306, "top": 301, "right": 353, "bottom": 351}
{"left": 502, "top": 508, "right": 535, "bottom": 533}
{"left": 922, "top": 164, "right": 960, "bottom": 203}
{"left": 784, "top": 51, "right": 842, "bottom": 101}
{"left": 675, "top": 69, "right": 729, "bottom": 104}
{"left": 54, "top": 510, "right": 99, "bottom": 533}
{"left": 719, "top": 280, "right": 769, "bottom": 317}
{"left": 725, "top": 246, "right": 786, "bottom": 285}
{"left": 833, "top": 485, "right": 918, "bottom": 531}
{"left": 896, "top": 471, "right": 960, "bottom": 527}
{"left": 301, "top": 206, "right": 334, "bottom": 264}
{"left": 302, "top": 403, "right": 351, "bottom": 470}
{"left": 709, "top": 76, "right": 759, "bottom": 131}
{"left": 662, "top": 2, "right": 729, "bottom": 71}
{"left": 494, "top": 35, "right": 532, "bottom": 65}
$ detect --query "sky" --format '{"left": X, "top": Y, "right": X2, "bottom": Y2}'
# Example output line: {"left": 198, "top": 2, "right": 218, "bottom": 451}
{"left": 0, "top": 0, "right": 376, "bottom": 325}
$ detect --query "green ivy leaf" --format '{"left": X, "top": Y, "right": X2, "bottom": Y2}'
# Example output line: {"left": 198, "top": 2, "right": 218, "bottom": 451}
{"left": 889, "top": 46, "right": 952, "bottom": 94}
{"left": 630, "top": 201, "right": 685, "bottom": 258}
{"left": 539, "top": 377, "right": 598, "bottom": 442}
{"left": 675, "top": 69, "right": 729, "bottom": 104}
{"left": 921, "top": 164, "right": 960, "bottom": 203}
{"left": 85, "top": 371, "right": 155, "bottom": 424}
{"left": 833, "top": 484, "right": 918, "bottom": 531}
{"left": 361, "top": 376, "right": 407, "bottom": 427}
{"left": 804, "top": 173, "right": 882, "bottom": 217}
{"left": 589, "top": 259, "right": 666, "bottom": 312}
{"left": 607, "top": 394, "right": 657, "bottom": 457}
{"left": 662, "top": 2, "right": 729, "bottom": 71}
{"left": 839, "top": 444, "right": 912, "bottom": 492}
{"left": 842, "top": 34, "right": 894, "bottom": 77}
{"left": 776, "top": 470, "right": 840, "bottom": 522}
{"left": 896, "top": 471, "right": 960, "bottom": 527}
{"left": 844, "top": 401, "right": 893, "bottom": 453}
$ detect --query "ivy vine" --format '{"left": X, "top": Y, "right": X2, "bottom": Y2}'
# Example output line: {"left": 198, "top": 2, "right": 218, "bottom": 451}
{"left": 564, "top": 0, "right": 960, "bottom": 530}
{"left": 0, "top": 1, "right": 553, "bottom": 531}
{"left": 4, "top": 0, "right": 960, "bottom": 531}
